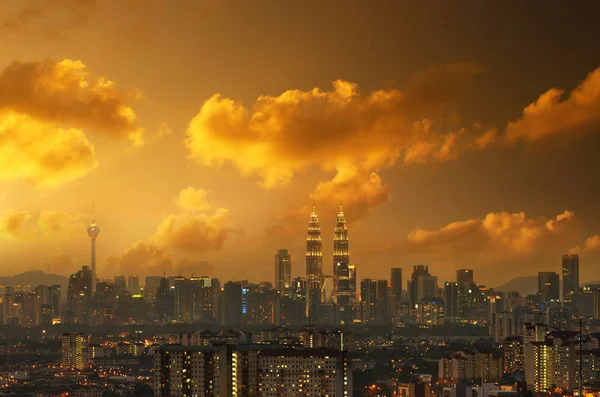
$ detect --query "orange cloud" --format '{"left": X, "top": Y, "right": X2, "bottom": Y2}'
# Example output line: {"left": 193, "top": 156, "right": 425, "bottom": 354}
{"left": 0, "top": 59, "right": 143, "bottom": 142}
{"left": 105, "top": 240, "right": 214, "bottom": 278}
{"left": 506, "top": 66, "right": 600, "bottom": 143}
{"left": 106, "top": 188, "right": 234, "bottom": 277}
{"left": 569, "top": 234, "right": 600, "bottom": 255}
{"left": 186, "top": 65, "right": 489, "bottom": 188}
{"left": 187, "top": 65, "right": 491, "bottom": 226}
{"left": 405, "top": 210, "right": 578, "bottom": 256}
{"left": 0, "top": 209, "right": 82, "bottom": 240}
{"left": 155, "top": 208, "right": 231, "bottom": 254}
{"left": 313, "top": 166, "right": 390, "bottom": 222}
{"left": 0, "top": 110, "right": 96, "bottom": 185}
{"left": 0, "top": 58, "right": 143, "bottom": 185}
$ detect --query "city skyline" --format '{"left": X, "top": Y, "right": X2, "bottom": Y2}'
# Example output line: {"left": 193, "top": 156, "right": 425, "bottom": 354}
{"left": 1, "top": 2, "right": 600, "bottom": 287}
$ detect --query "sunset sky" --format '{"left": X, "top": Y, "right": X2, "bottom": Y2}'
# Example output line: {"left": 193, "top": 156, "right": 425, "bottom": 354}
{"left": 1, "top": 1, "right": 600, "bottom": 286}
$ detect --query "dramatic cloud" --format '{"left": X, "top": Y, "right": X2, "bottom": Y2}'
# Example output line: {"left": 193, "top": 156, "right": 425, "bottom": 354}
{"left": 313, "top": 166, "right": 390, "bottom": 222}
{"left": 0, "top": 111, "right": 96, "bottom": 186}
{"left": 376, "top": 210, "right": 585, "bottom": 284}
{"left": 569, "top": 234, "right": 600, "bottom": 255}
{"left": 506, "top": 66, "right": 600, "bottom": 143}
{"left": 155, "top": 208, "right": 231, "bottom": 253}
{"left": 0, "top": 209, "right": 82, "bottom": 240}
{"left": 186, "top": 73, "right": 488, "bottom": 189}
{"left": 187, "top": 64, "right": 489, "bottom": 225}
{"left": 405, "top": 210, "right": 578, "bottom": 256}
{"left": 105, "top": 241, "right": 214, "bottom": 278}
{"left": 106, "top": 188, "right": 233, "bottom": 277}
{"left": 0, "top": 59, "right": 143, "bottom": 142}
{"left": 0, "top": 58, "right": 143, "bottom": 185}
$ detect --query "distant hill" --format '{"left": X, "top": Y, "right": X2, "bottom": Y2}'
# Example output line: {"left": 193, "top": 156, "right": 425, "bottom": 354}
{"left": 495, "top": 276, "right": 600, "bottom": 296}
{"left": 495, "top": 276, "right": 537, "bottom": 295}
{"left": 0, "top": 270, "right": 69, "bottom": 289}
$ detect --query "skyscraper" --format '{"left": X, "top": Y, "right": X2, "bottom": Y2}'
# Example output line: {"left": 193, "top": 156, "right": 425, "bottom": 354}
{"left": 538, "top": 272, "right": 560, "bottom": 302}
{"left": 333, "top": 205, "right": 349, "bottom": 277}
{"left": 275, "top": 249, "right": 292, "bottom": 295}
{"left": 407, "top": 265, "right": 438, "bottom": 308}
{"left": 360, "top": 279, "right": 377, "bottom": 323}
{"left": 128, "top": 274, "right": 141, "bottom": 295}
{"left": 61, "top": 332, "right": 89, "bottom": 370}
{"left": 86, "top": 218, "right": 99, "bottom": 295}
{"left": 391, "top": 268, "right": 402, "bottom": 317}
{"left": 333, "top": 205, "right": 350, "bottom": 301}
{"left": 562, "top": 254, "right": 579, "bottom": 300}
{"left": 456, "top": 269, "right": 474, "bottom": 288}
{"left": 444, "top": 282, "right": 459, "bottom": 321}
{"left": 222, "top": 281, "right": 242, "bottom": 326}
{"left": 306, "top": 205, "right": 323, "bottom": 278}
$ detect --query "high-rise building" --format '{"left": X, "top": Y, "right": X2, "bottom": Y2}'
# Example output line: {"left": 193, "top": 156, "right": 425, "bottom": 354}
{"left": 86, "top": 218, "right": 100, "bottom": 295}
{"left": 376, "top": 279, "right": 390, "bottom": 324}
{"left": 333, "top": 205, "right": 350, "bottom": 291}
{"left": 128, "top": 275, "right": 141, "bottom": 295}
{"left": 221, "top": 281, "right": 242, "bottom": 326}
{"left": 274, "top": 249, "right": 291, "bottom": 295}
{"left": 258, "top": 348, "right": 352, "bottom": 397}
{"left": 61, "top": 332, "right": 89, "bottom": 370}
{"left": 537, "top": 272, "right": 560, "bottom": 302}
{"left": 306, "top": 205, "right": 323, "bottom": 279}
{"left": 457, "top": 269, "right": 474, "bottom": 288}
{"left": 444, "top": 282, "right": 459, "bottom": 321}
{"left": 360, "top": 279, "right": 377, "bottom": 323}
{"left": 407, "top": 265, "right": 438, "bottom": 308}
{"left": 173, "top": 276, "right": 203, "bottom": 323}
{"left": 154, "top": 277, "right": 174, "bottom": 322}
{"left": 562, "top": 254, "right": 579, "bottom": 301}
{"left": 348, "top": 264, "right": 357, "bottom": 305}
{"left": 114, "top": 275, "right": 127, "bottom": 291}
{"left": 391, "top": 267, "right": 402, "bottom": 306}
{"left": 332, "top": 205, "right": 353, "bottom": 324}
{"left": 525, "top": 331, "right": 577, "bottom": 392}
{"left": 154, "top": 345, "right": 353, "bottom": 397}
{"left": 306, "top": 277, "right": 321, "bottom": 323}
{"left": 67, "top": 266, "right": 92, "bottom": 302}
{"left": 144, "top": 276, "right": 163, "bottom": 302}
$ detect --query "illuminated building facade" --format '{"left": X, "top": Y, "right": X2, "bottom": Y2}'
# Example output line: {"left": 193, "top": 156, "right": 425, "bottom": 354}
{"left": 332, "top": 205, "right": 353, "bottom": 324}
{"left": 154, "top": 345, "right": 353, "bottom": 397}
{"left": 61, "top": 332, "right": 89, "bottom": 370}
{"left": 305, "top": 206, "right": 323, "bottom": 279}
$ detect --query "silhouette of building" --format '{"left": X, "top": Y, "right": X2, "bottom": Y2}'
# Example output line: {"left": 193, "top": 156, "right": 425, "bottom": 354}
{"left": 274, "top": 249, "right": 292, "bottom": 295}
{"left": 537, "top": 272, "right": 560, "bottom": 302}
{"left": 562, "top": 254, "right": 579, "bottom": 301}
{"left": 86, "top": 218, "right": 99, "bottom": 295}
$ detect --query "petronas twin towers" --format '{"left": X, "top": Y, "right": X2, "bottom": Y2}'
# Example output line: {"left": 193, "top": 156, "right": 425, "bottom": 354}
{"left": 305, "top": 204, "right": 354, "bottom": 315}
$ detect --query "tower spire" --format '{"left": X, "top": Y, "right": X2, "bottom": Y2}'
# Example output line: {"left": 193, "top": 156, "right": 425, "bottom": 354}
{"left": 87, "top": 205, "right": 100, "bottom": 296}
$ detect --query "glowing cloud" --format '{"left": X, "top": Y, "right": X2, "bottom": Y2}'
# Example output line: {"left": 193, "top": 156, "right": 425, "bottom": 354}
{"left": 506, "top": 66, "right": 600, "bottom": 143}
{"left": 186, "top": 64, "right": 489, "bottom": 189}
{"left": 0, "top": 58, "right": 143, "bottom": 185}
{"left": 0, "top": 209, "right": 82, "bottom": 240}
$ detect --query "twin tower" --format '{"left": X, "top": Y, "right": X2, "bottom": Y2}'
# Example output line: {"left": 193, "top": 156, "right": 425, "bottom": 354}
{"left": 306, "top": 205, "right": 354, "bottom": 309}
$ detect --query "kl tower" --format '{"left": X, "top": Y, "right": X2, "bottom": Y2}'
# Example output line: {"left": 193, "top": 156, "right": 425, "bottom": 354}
{"left": 87, "top": 215, "right": 100, "bottom": 295}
